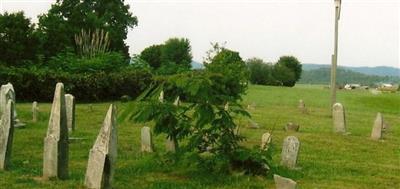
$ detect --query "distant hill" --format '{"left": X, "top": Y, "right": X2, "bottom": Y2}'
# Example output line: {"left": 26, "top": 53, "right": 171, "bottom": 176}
{"left": 191, "top": 61, "right": 204, "bottom": 69}
{"left": 299, "top": 67, "right": 400, "bottom": 86}
{"left": 302, "top": 64, "right": 400, "bottom": 77}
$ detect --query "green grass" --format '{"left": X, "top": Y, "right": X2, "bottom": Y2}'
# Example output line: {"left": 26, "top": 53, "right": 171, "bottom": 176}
{"left": 1, "top": 84, "right": 399, "bottom": 188}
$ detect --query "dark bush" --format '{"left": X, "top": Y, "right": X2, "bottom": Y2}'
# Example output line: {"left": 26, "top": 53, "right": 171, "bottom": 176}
{"left": 0, "top": 66, "right": 152, "bottom": 102}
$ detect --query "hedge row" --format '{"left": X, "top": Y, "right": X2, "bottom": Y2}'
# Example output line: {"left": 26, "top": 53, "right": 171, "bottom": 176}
{"left": 0, "top": 66, "right": 153, "bottom": 102}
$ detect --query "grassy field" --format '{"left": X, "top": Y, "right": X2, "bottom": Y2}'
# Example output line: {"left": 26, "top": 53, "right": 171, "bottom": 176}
{"left": 0, "top": 84, "right": 399, "bottom": 188}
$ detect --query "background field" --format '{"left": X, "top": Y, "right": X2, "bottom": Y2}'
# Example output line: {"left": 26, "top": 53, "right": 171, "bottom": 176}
{"left": 0, "top": 84, "right": 399, "bottom": 188}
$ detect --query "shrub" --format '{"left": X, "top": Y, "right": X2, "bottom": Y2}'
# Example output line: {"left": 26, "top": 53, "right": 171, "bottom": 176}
{"left": 0, "top": 66, "right": 152, "bottom": 102}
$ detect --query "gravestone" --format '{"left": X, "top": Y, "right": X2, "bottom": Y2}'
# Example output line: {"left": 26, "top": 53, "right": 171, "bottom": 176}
{"left": 0, "top": 83, "right": 25, "bottom": 128}
{"left": 65, "top": 94, "right": 76, "bottom": 131}
{"left": 173, "top": 96, "right": 180, "bottom": 106}
{"left": 159, "top": 91, "right": 164, "bottom": 103}
{"left": 0, "top": 100, "right": 14, "bottom": 170}
{"left": 261, "top": 132, "right": 272, "bottom": 150}
{"left": 85, "top": 104, "right": 117, "bottom": 189}
{"left": 285, "top": 122, "right": 300, "bottom": 132}
{"left": 247, "top": 119, "right": 260, "bottom": 129}
{"left": 274, "top": 174, "right": 297, "bottom": 189}
{"left": 281, "top": 136, "right": 300, "bottom": 169}
{"left": 247, "top": 102, "right": 256, "bottom": 110}
{"left": 298, "top": 99, "right": 306, "bottom": 113}
{"left": 165, "top": 137, "right": 177, "bottom": 153}
{"left": 141, "top": 126, "right": 154, "bottom": 152}
{"left": 32, "top": 101, "right": 38, "bottom": 122}
{"left": 332, "top": 103, "right": 346, "bottom": 133}
{"left": 43, "top": 83, "right": 69, "bottom": 180}
{"left": 371, "top": 112, "right": 383, "bottom": 140}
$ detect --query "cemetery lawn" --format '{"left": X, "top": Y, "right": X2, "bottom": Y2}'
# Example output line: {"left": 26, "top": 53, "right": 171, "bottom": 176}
{"left": 1, "top": 84, "right": 399, "bottom": 189}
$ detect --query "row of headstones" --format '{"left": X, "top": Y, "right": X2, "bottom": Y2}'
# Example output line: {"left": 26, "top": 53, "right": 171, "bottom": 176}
{"left": 299, "top": 99, "right": 387, "bottom": 140}
{"left": 0, "top": 83, "right": 115, "bottom": 189}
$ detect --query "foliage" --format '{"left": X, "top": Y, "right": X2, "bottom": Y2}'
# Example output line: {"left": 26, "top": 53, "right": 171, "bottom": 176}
{"left": 139, "top": 38, "right": 192, "bottom": 75}
{"left": 37, "top": 0, "right": 137, "bottom": 58}
{"left": 205, "top": 47, "right": 250, "bottom": 99}
{"left": 74, "top": 29, "right": 110, "bottom": 58}
{"left": 276, "top": 56, "right": 302, "bottom": 81}
{"left": 0, "top": 11, "right": 40, "bottom": 66}
{"left": 246, "top": 56, "right": 302, "bottom": 87}
{"left": 161, "top": 38, "right": 193, "bottom": 70}
{"left": 0, "top": 65, "right": 152, "bottom": 101}
{"left": 140, "top": 44, "right": 163, "bottom": 69}
{"left": 299, "top": 67, "right": 400, "bottom": 86}
{"left": 46, "top": 51, "right": 128, "bottom": 73}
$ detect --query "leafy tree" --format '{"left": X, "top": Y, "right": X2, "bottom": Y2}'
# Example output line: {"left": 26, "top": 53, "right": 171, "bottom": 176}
{"left": 140, "top": 44, "right": 163, "bottom": 69}
{"left": 276, "top": 56, "right": 302, "bottom": 81}
{"left": 246, "top": 58, "right": 275, "bottom": 85}
{"left": 161, "top": 38, "right": 192, "bottom": 70}
{"left": 205, "top": 46, "right": 249, "bottom": 99}
{"left": 0, "top": 12, "right": 39, "bottom": 66}
{"left": 38, "top": 0, "right": 138, "bottom": 59}
{"left": 273, "top": 64, "right": 296, "bottom": 87}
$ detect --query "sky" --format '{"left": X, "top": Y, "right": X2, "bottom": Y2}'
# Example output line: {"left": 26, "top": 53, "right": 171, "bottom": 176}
{"left": 1, "top": 0, "right": 399, "bottom": 68}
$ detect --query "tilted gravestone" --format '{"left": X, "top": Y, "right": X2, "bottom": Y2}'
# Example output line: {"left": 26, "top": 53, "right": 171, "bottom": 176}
{"left": 85, "top": 104, "right": 117, "bottom": 189}
{"left": 0, "top": 100, "right": 15, "bottom": 170}
{"left": 371, "top": 112, "right": 383, "bottom": 140}
{"left": 261, "top": 132, "right": 272, "bottom": 150}
{"left": 280, "top": 136, "right": 300, "bottom": 169}
{"left": 165, "top": 96, "right": 180, "bottom": 153}
{"left": 32, "top": 101, "right": 39, "bottom": 122}
{"left": 141, "top": 126, "right": 154, "bottom": 152}
{"left": 274, "top": 174, "right": 298, "bottom": 189}
{"left": 0, "top": 83, "right": 25, "bottom": 128}
{"left": 43, "top": 83, "right": 69, "bottom": 180}
{"left": 332, "top": 103, "right": 346, "bottom": 133}
{"left": 65, "top": 94, "right": 76, "bottom": 131}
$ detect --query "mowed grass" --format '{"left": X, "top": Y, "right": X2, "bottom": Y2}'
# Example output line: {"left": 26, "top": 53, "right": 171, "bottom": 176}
{"left": 0, "top": 84, "right": 399, "bottom": 188}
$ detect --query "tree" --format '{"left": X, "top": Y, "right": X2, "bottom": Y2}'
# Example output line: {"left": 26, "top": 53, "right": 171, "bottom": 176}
{"left": 38, "top": 0, "right": 138, "bottom": 59}
{"left": 0, "top": 12, "right": 39, "bottom": 66}
{"left": 205, "top": 46, "right": 249, "bottom": 100}
{"left": 273, "top": 64, "right": 296, "bottom": 87}
{"left": 140, "top": 44, "right": 163, "bottom": 69}
{"left": 276, "top": 56, "right": 302, "bottom": 81}
{"left": 246, "top": 58, "right": 275, "bottom": 85}
{"left": 161, "top": 38, "right": 192, "bottom": 69}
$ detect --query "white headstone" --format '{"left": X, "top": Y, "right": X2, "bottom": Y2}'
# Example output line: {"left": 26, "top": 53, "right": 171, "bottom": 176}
{"left": 332, "top": 103, "right": 346, "bottom": 133}
{"left": 0, "top": 83, "right": 25, "bottom": 128}
{"left": 85, "top": 104, "right": 117, "bottom": 189}
{"left": 43, "top": 83, "right": 69, "bottom": 179}
{"left": 274, "top": 174, "right": 298, "bottom": 189}
{"left": 371, "top": 112, "right": 383, "bottom": 140}
{"left": 281, "top": 136, "right": 300, "bottom": 169}
{"left": 32, "top": 101, "right": 38, "bottom": 122}
{"left": 65, "top": 94, "right": 75, "bottom": 131}
{"left": 261, "top": 132, "right": 272, "bottom": 150}
{"left": 0, "top": 100, "right": 14, "bottom": 170}
{"left": 159, "top": 91, "right": 164, "bottom": 103}
{"left": 141, "top": 126, "right": 154, "bottom": 152}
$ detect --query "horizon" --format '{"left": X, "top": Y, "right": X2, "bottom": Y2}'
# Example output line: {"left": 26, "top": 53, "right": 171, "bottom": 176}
{"left": 1, "top": 0, "right": 399, "bottom": 68}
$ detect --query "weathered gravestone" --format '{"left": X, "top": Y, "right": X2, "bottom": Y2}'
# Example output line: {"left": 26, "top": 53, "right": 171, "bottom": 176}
{"left": 32, "top": 101, "right": 39, "bottom": 122}
{"left": 298, "top": 99, "right": 306, "bottom": 113}
{"left": 332, "top": 103, "right": 346, "bottom": 133}
{"left": 65, "top": 94, "right": 76, "bottom": 131}
{"left": 281, "top": 136, "right": 300, "bottom": 169}
{"left": 285, "top": 122, "right": 300, "bottom": 132}
{"left": 0, "top": 83, "right": 25, "bottom": 128}
{"left": 141, "top": 126, "right": 154, "bottom": 152}
{"left": 274, "top": 174, "right": 298, "bottom": 189}
{"left": 247, "top": 119, "right": 260, "bottom": 129}
{"left": 85, "top": 104, "right": 117, "bottom": 189}
{"left": 371, "top": 112, "right": 383, "bottom": 140}
{"left": 43, "top": 83, "right": 69, "bottom": 180}
{"left": 0, "top": 100, "right": 14, "bottom": 170}
{"left": 261, "top": 132, "right": 272, "bottom": 150}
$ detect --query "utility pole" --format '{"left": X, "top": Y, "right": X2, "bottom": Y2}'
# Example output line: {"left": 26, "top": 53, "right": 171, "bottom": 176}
{"left": 331, "top": 0, "right": 341, "bottom": 109}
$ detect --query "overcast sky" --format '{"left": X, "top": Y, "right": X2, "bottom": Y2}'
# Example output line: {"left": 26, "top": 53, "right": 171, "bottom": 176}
{"left": 1, "top": 0, "right": 399, "bottom": 68}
